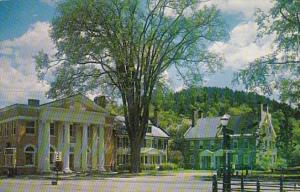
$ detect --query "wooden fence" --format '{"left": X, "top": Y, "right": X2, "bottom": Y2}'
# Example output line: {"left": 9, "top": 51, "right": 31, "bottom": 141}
{"left": 212, "top": 175, "right": 300, "bottom": 192}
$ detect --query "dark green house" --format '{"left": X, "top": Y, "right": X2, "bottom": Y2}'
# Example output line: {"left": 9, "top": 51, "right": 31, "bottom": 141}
{"left": 184, "top": 105, "right": 277, "bottom": 170}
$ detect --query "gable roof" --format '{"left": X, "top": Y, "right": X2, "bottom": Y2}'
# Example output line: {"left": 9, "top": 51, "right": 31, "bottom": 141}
{"left": 41, "top": 94, "right": 106, "bottom": 113}
{"left": 260, "top": 113, "right": 277, "bottom": 138}
{"left": 184, "top": 115, "right": 258, "bottom": 139}
{"left": 114, "top": 116, "right": 169, "bottom": 138}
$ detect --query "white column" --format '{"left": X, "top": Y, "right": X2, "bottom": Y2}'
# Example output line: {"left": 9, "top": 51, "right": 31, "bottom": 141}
{"left": 91, "top": 125, "right": 98, "bottom": 171}
{"left": 62, "top": 122, "right": 71, "bottom": 173}
{"left": 159, "top": 155, "right": 162, "bottom": 164}
{"left": 74, "top": 124, "right": 82, "bottom": 171}
{"left": 57, "top": 123, "right": 64, "bottom": 152}
{"left": 98, "top": 125, "right": 106, "bottom": 171}
{"left": 37, "top": 121, "right": 50, "bottom": 173}
{"left": 81, "top": 124, "right": 88, "bottom": 172}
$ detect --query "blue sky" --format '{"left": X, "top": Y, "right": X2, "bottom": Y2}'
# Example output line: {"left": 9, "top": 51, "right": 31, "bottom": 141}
{"left": 0, "top": 0, "right": 275, "bottom": 107}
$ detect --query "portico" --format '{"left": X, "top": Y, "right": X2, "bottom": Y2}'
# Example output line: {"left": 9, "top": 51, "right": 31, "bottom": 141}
{"left": 37, "top": 95, "right": 107, "bottom": 173}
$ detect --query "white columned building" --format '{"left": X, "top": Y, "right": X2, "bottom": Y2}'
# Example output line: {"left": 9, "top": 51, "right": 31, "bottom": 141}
{"left": 74, "top": 124, "right": 82, "bottom": 171}
{"left": 81, "top": 123, "right": 88, "bottom": 172}
{"left": 62, "top": 122, "right": 71, "bottom": 173}
{"left": 91, "top": 125, "right": 98, "bottom": 171}
{"left": 36, "top": 94, "right": 108, "bottom": 173}
{"left": 37, "top": 121, "right": 50, "bottom": 173}
{"left": 98, "top": 125, "right": 106, "bottom": 171}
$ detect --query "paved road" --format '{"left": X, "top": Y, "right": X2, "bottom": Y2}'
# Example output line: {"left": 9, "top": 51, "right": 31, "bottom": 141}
{"left": 0, "top": 172, "right": 213, "bottom": 192}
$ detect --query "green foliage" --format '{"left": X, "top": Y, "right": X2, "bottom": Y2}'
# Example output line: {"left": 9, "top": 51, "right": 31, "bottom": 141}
{"left": 167, "top": 150, "right": 184, "bottom": 167}
{"left": 153, "top": 86, "right": 300, "bottom": 167}
{"left": 141, "top": 164, "right": 156, "bottom": 171}
{"left": 257, "top": 152, "right": 273, "bottom": 171}
{"left": 35, "top": 0, "right": 228, "bottom": 173}
{"left": 116, "top": 164, "right": 131, "bottom": 172}
{"left": 228, "top": 104, "right": 253, "bottom": 116}
{"left": 274, "top": 157, "right": 288, "bottom": 170}
{"left": 291, "top": 120, "right": 300, "bottom": 165}
{"left": 234, "top": 0, "right": 300, "bottom": 104}
{"left": 158, "top": 163, "right": 178, "bottom": 171}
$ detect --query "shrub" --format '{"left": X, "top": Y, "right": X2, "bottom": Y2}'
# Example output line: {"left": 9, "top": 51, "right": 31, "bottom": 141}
{"left": 274, "top": 157, "right": 287, "bottom": 170}
{"left": 159, "top": 163, "right": 178, "bottom": 171}
{"left": 141, "top": 164, "right": 156, "bottom": 170}
{"left": 116, "top": 164, "right": 131, "bottom": 172}
{"left": 168, "top": 150, "right": 184, "bottom": 166}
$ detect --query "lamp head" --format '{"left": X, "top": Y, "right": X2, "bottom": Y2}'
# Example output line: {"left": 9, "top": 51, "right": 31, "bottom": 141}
{"left": 220, "top": 114, "right": 230, "bottom": 126}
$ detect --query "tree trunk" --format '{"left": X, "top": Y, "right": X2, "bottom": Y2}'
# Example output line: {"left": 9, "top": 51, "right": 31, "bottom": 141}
{"left": 130, "top": 137, "right": 142, "bottom": 173}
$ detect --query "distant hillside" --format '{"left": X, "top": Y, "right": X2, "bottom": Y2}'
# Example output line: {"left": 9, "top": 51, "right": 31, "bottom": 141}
{"left": 150, "top": 86, "right": 300, "bottom": 167}
{"left": 153, "top": 86, "right": 299, "bottom": 119}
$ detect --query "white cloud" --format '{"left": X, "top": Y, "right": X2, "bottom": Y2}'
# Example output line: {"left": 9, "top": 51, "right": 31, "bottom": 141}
{"left": 40, "top": 0, "right": 60, "bottom": 6}
{"left": 209, "top": 21, "right": 275, "bottom": 69}
{"left": 199, "top": 0, "right": 274, "bottom": 19}
{"left": 0, "top": 22, "right": 54, "bottom": 107}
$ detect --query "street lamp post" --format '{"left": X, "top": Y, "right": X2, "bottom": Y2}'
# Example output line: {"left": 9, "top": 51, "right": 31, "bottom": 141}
{"left": 221, "top": 114, "right": 231, "bottom": 192}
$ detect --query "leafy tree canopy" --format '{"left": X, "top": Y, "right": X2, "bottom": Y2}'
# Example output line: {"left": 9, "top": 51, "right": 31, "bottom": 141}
{"left": 233, "top": 0, "right": 300, "bottom": 105}
{"left": 35, "top": 0, "right": 228, "bottom": 172}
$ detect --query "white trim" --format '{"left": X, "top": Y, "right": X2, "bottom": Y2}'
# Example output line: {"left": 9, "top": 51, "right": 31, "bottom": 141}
{"left": 24, "top": 144, "right": 36, "bottom": 153}
{"left": 24, "top": 144, "right": 36, "bottom": 166}
{"left": 0, "top": 116, "right": 38, "bottom": 124}
{"left": 183, "top": 126, "right": 193, "bottom": 138}
{"left": 40, "top": 94, "right": 107, "bottom": 113}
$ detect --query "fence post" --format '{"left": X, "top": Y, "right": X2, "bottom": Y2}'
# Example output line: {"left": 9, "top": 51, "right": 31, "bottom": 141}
{"left": 241, "top": 173, "right": 244, "bottom": 192}
{"left": 256, "top": 177, "right": 260, "bottom": 192}
{"left": 212, "top": 175, "right": 218, "bottom": 192}
{"left": 280, "top": 175, "right": 283, "bottom": 192}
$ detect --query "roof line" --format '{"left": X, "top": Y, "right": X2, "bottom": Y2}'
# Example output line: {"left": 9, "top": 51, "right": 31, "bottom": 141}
{"left": 156, "top": 125, "right": 170, "bottom": 137}
{"left": 183, "top": 125, "right": 193, "bottom": 138}
{"left": 40, "top": 93, "right": 84, "bottom": 106}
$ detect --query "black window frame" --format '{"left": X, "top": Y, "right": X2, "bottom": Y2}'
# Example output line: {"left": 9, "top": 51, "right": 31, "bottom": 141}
{"left": 25, "top": 121, "right": 35, "bottom": 135}
{"left": 50, "top": 123, "right": 55, "bottom": 136}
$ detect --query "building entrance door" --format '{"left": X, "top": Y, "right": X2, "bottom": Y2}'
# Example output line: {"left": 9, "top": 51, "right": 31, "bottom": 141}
{"left": 69, "top": 154, "right": 74, "bottom": 170}
{"left": 201, "top": 156, "right": 211, "bottom": 169}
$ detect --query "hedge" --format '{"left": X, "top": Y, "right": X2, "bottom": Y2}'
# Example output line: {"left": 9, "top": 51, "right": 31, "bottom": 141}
{"left": 159, "top": 163, "right": 178, "bottom": 171}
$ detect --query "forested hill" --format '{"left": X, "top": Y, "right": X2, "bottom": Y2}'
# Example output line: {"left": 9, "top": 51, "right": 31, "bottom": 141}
{"left": 150, "top": 86, "right": 300, "bottom": 166}
{"left": 154, "top": 86, "right": 299, "bottom": 119}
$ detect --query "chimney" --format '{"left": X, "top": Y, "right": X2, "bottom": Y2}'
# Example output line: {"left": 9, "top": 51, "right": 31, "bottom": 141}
{"left": 191, "top": 110, "right": 199, "bottom": 127}
{"left": 154, "top": 106, "right": 159, "bottom": 127}
{"left": 94, "top": 96, "right": 106, "bottom": 108}
{"left": 28, "top": 99, "right": 40, "bottom": 107}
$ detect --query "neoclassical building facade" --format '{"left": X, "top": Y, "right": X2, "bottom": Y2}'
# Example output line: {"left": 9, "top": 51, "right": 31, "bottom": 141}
{"left": 0, "top": 94, "right": 109, "bottom": 174}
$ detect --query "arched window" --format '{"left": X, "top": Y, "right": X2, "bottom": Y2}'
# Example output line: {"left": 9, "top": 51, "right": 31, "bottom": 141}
{"left": 50, "top": 146, "right": 55, "bottom": 165}
{"left": 24, "top": 145, "right": 35, "bottom": 166}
